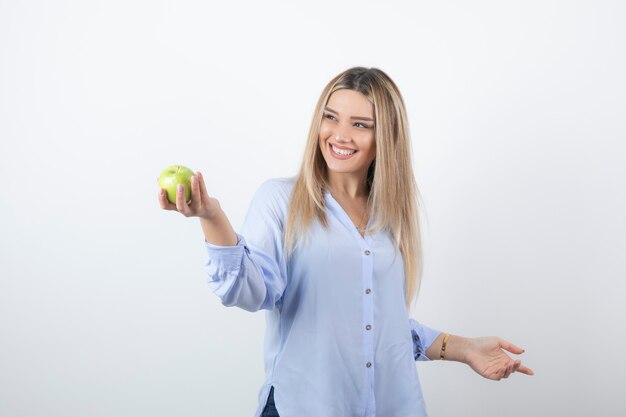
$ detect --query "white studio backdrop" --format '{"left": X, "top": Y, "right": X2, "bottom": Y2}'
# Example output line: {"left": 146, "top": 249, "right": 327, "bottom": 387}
{"left": 1, "top": 0, "right": 624, "bottom": 416}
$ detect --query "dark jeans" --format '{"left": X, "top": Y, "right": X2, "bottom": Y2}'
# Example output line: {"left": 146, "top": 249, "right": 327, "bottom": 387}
{"left": 261, "top": 386, "right": 280, "bottom": 417}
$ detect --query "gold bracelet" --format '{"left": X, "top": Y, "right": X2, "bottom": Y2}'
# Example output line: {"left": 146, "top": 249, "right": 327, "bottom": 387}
{"left": 440, "top": 333, "right": 450, "bottom": 360}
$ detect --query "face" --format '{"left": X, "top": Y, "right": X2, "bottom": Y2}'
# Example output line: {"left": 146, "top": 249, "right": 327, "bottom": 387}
{"left": 318, "top": 89, "right": 376, "bottom": 180}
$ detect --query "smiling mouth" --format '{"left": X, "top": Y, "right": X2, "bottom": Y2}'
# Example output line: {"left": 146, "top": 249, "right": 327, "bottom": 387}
{"left": 330, "top": 143, "right": 357, "bottom": 156}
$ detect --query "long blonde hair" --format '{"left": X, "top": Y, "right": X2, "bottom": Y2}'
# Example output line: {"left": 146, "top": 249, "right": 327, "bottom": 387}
{"left": 284, "top": 67, "right": 425, "bottom": 310}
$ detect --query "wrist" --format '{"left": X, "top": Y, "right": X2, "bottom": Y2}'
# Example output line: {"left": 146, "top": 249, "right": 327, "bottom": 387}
{"left": 444, "top": 335, "right": 472, "bottom": 363}
{"left": 201, "top": 201, "right": 223, "bottom": 221}
{"left": 429, "top": 333, "right": 471, "bottom": 363}
{"left": 199, "top": 208, "right": 238, "bottom": 247}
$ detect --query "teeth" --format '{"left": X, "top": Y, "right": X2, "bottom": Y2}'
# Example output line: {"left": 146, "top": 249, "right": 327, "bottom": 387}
{"left": 332, "top": 144, "right": 356, "bottom": 156}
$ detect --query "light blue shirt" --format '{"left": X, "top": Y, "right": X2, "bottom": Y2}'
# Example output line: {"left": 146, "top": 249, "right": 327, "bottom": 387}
{"left": 204, "top": 177, "right": 442, "bottom": 417}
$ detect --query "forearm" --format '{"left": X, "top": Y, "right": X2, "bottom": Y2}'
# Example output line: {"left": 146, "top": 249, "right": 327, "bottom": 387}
{"left": 200, "top": 209, "right": 238, "bottom": 246}
{"left": 426, "top": 333, "right": 472, "bottom": 363}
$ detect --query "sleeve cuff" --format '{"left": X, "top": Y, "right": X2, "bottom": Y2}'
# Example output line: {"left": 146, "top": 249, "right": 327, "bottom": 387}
{"left": 204, "top": 233, "right": 249, "bottom": 281}
{"left": 410, "top": 319, "right": 443, "bottom": 361}
{"left": 204, "top": 232, "right": 246, "bottom": 248}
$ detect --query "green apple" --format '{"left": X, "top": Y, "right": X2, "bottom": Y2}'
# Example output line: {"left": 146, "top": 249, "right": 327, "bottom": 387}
{"left": 158, "top": 165, "right": 195, "bottom": 204}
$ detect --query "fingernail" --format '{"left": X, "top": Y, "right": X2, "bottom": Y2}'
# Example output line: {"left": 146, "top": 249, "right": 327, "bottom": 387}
{"left": 160, "top": 189, "right": 164, "bottom": 195}
{"left": 178, "top": 184, "right": 183, "bottom": 192}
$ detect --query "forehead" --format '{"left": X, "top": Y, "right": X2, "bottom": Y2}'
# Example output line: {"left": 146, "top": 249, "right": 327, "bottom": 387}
{"left": 326, "top": 89, "right": 373, "bottom": 117}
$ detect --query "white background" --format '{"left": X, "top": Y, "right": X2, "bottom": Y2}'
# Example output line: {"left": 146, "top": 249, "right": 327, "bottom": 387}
{"left": 1, "top": 0, "right": 625, "bottom": 416}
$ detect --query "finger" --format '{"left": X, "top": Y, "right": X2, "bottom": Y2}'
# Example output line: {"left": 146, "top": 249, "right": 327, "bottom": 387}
{"left": 504, "top": 362, "right": 515, "bottom": 379}
{"left": 485, "top": 368, "right": 500, "bottom": 381}
{"left": 500, "top": 338, "right": 525, "bottom": 355}
{"left": 197, "top": 171, "right": 210, "bottom": 201}
{"left": 158, "top": 188, "right": 176, "bottom": 210}
{"left": 189, "top": 175, "right": 200, "bottom": 211}
{"left": 175, "top": 183, "right": 191, "bottom": 215}
{"left": 496, "top": 364, "right": 507, "bottom": 379}
{"left": 490, "top": 367, "right": 503, "bottom": 381}
{"left": 501, "top": 364, "right": 509, "bottom": 379}
{"left": 516, "top": 365, "right": 535, "bottom": 376}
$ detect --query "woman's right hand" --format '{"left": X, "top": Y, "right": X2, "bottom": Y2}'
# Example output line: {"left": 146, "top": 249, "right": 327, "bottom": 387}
{"left": 158, "top": 171, "right": 221, "bottom": 220}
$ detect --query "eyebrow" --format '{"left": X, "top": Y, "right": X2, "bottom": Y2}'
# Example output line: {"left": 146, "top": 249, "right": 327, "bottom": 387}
{"left": 324, "top": 106, "right": 374, "bottom": 122}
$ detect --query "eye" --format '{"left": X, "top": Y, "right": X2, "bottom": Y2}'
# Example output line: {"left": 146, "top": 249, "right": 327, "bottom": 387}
{"left": 355, "top": 122, "right": 370, "bottom": 129}
{"left": 324, "top": 113, "right": 336, "bottom": 121}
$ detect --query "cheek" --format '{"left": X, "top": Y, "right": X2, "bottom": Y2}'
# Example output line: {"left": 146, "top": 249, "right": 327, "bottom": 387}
{"left": 318, "top": 134, "right": 328, "bottom": 155}
{"left": 317, "top": 133, "right": 325, "bottom": 148}
{"left": 319, "top": 122, "right": 332, "bottom": 140}
{"left": 361, "top": 136, "right": 376, "bottom": 154}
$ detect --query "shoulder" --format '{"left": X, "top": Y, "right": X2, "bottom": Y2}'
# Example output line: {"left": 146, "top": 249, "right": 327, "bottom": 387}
{"left": 248, "top": 176, "right": 297, "bottom": 216}
{"left": 254, "top": 176, "right": 296, "bottom": 203}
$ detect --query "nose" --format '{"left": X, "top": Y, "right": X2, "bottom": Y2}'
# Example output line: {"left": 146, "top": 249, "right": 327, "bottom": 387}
{"left": 333, "top": 124, "right": 351, "bottom": 142}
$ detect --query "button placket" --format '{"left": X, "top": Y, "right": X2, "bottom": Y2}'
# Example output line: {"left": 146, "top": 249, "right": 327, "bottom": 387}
{"left": 361, "top": 239, "right": 379, "bottom": 417}
{"left": 359, "top": 235, "right": 375, "bottom": 393}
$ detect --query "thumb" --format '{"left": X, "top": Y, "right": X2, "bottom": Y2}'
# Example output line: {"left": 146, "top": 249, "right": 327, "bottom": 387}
{"left": 499, "top": 338, "right": 525, "bottom": 355}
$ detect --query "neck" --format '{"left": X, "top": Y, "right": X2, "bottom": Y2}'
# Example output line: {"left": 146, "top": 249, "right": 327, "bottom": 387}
{"left": 327, "top": 172, "right": 369, "bottom": 199}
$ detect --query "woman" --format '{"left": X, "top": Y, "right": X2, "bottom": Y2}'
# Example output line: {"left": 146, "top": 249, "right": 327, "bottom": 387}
{"left": 158, "top": 67, "right": 533, "bottom": 417}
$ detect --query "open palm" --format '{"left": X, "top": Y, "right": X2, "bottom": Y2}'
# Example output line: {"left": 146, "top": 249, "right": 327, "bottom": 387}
{"left": 464, "top": 336, "right": 534, "bottom": 380}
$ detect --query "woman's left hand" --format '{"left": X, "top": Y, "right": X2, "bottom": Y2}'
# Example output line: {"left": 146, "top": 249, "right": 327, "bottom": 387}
{"left": 463, "top": 336, "right": 534, "bottom": 380}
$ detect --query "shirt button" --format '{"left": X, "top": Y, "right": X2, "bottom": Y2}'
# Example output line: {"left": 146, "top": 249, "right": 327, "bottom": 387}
{"left": 414, "top": 335, "right": 419, "bottom": 342}
{"left": 365, "top": 288, "right": 371, "bottom": 294}
{"left": 365, "top": 324, "right": 372, "bottom": 331}
{"left": 366, "top": 362, "right": 372, "bottom": 368}
{"left": 364, "top": 250, "right": 371, "bottom": 256}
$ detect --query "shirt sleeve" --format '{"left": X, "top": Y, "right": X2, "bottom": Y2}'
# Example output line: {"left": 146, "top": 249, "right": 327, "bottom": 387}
{"left": 204, "top": 179, "right": 289, "bottom": 312}
{"left": 409, "top": 318, "right": 443, "bottom": 361}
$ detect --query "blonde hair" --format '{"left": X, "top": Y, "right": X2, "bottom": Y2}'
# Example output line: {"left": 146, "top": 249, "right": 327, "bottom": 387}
{"left": 284, "top": 67, "right": 425, "bottom": 310}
